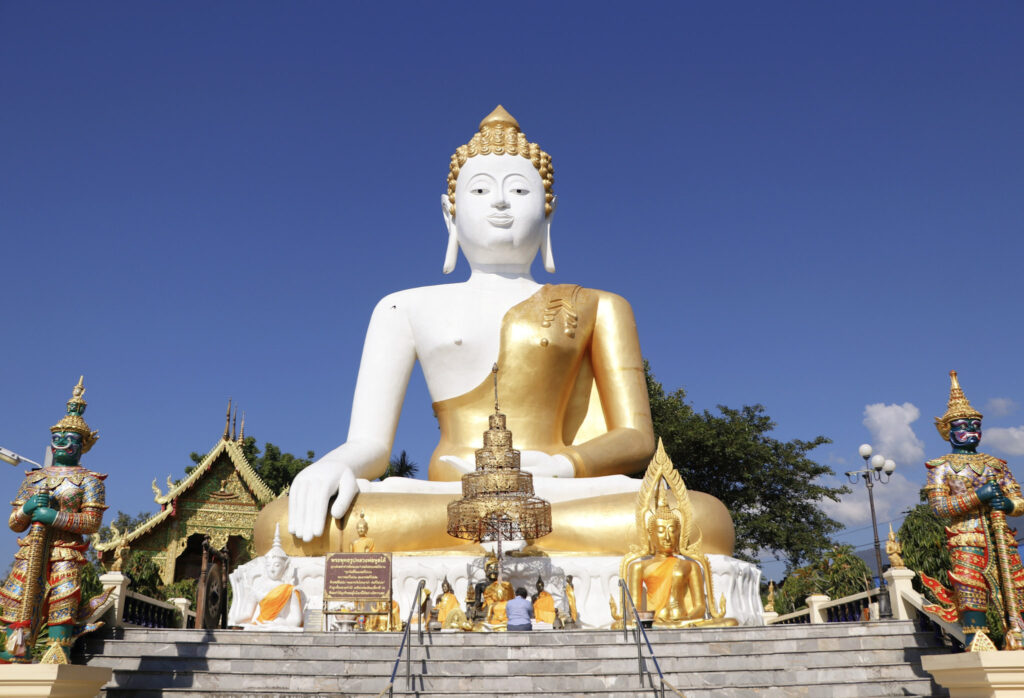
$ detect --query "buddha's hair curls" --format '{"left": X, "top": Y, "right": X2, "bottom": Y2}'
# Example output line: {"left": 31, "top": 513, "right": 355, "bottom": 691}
{"left": 447, "top": 106, "right": 553, "bottom": 218}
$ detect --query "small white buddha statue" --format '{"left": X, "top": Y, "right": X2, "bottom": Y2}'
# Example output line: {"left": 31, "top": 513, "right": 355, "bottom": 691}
{"left": 266, "top": 106, "right": 733, "bottom": 557}
{"left": 235, "top": 525, "right": 305, "bottom": 631}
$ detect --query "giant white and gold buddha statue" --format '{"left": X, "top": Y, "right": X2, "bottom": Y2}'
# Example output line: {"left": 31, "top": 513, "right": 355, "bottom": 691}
{"left": 256, "top": 106, "right": 733, "bottom": 558}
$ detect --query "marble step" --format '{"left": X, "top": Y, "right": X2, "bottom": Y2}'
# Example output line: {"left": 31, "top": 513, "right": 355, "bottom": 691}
{"left": 79, "top": 626, "right": 937, "bottom": 663}
{"left": 84, "top": 645, "right": 943, "bottom": 675}
{"left": 91, "top": 661, "right": 943, "bottom": 691}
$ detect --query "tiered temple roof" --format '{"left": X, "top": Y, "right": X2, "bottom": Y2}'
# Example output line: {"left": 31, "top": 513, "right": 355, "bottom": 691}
{"left": 94, "top": 406, "right": 275, "bottom": 584}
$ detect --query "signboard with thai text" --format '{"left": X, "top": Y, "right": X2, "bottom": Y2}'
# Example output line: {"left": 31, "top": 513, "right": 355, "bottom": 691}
{"left": 323, "top": 552, "right": 391, "bottom": 601}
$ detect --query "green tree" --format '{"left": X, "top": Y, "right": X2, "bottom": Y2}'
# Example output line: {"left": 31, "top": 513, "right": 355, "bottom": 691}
{"left": 190, "top": 436, "right": 314, "bottom": 495}
{"left": 897, "top": 493, "right": 952, "bottom": 594}
{"left": 646, "top": 362, "right": 847, "bottom": 569}
{"left": 818, "top": 544, "right": 872, "bottom": 599}
{"left": 381, "top": 450, "right": 418, "bottom": 480}
{"left": 123, "top": 551, "right": 163, "bottom": 598}
{"left": 776, "top": 565, "right": 824, "bottom": 615}
{"left": 772, "top": 544, "right": 871, "bottom": 615}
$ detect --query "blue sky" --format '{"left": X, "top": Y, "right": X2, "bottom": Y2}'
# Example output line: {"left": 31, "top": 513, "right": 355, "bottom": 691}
{"left": 2, "top": 2, "right": 1023, "bottom": 583}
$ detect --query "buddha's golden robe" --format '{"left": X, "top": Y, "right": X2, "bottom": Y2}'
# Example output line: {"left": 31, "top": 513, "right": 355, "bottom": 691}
{"left": 430, "top": 284, "right": 654, "bottom": 481}
{"left": 533, "top": 591, "right": 556, "bottom": 624}
{"left": 643, "top": 557, "right": 679, "bottom": 612}
{"left": 483, "top": 580, "right": 514, "bottom": 625}
{"left": 256, "top": 284, "right": 735, "bottom": 557}
{"left": 349, "top": 536, "right": 374, "bottom": 553}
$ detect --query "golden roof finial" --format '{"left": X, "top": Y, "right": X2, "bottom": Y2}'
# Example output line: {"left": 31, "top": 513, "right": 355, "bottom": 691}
{"left": 232, "top": 405, "right": 238, "bottom": 441}
{"left": 935, "top": 370, "right": 983, "bottom": 439}
{"left": 223, "top": 399, "right": 232, "bottom": 441}
{"left": 238, "top": 411, "right": 246, "bottom": 443}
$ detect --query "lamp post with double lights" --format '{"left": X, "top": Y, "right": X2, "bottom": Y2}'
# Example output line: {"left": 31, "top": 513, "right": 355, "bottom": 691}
{"left": 846, "top": 443, "right": 896, "bottom": 619}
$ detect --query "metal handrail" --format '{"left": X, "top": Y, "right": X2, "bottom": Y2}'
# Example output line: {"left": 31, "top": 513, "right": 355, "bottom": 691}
{"left": 385, "top": 579, "right": 428, "bottom": 697}
{"left": 618, "top": 579, "right": 672, "bottom": 698}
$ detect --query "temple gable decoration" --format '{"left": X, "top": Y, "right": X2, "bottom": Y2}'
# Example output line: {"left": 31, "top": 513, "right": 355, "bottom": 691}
{"left": 94, "top": 411, "right": 274, "bottom": 585}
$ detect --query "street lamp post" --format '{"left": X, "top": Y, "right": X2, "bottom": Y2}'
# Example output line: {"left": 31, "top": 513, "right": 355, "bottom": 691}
{"left": 846, "top": 444, "right": 897, "bottom": 620}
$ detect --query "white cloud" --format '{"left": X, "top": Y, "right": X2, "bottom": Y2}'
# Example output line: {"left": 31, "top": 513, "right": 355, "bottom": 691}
{"left": 826, "top": 452, "right": 848, "bottom": 466}
{"left": 862, "top": 402, "right": 927, "bottom": 467}
{"left": 985, "top": 426, "right": 1024, "bottom": 456}
{"left": 986, "top": 397, "right": 1018, "bottom": 418}
{"left": 822, "top": 472, "right": 920, "bottom": 528}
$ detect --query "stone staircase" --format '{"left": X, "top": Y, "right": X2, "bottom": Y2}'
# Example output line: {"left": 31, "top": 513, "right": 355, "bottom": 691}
{"left": 76, "top": 620, "right": 950, "bottom": 697}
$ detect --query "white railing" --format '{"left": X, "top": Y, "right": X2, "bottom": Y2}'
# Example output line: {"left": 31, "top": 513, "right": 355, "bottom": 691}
{"left": 99, "top": 571, "right": 196, "bottom": 629}
{"left": 764, "top": 567, "right": 965, "bottom": 644}
{"left": 767, "top": 588, "right": 879, "bottom": 625}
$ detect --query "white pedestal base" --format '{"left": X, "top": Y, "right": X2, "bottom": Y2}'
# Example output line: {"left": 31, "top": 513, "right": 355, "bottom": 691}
{"left": 922, "top": 652, "right": 1024, "bottom": 698}
{"left": 0, "top": 665, "right": 112, "bottom": 698}
{"left": 229, "top": 552, "right": 763, "bottom": 629}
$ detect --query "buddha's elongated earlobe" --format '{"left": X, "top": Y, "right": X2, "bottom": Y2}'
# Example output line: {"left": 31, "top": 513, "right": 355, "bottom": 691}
{"left": 541, "top": 223, "right": 555, "bottom": 273}
{"left": 443, "top": 230, "right": 459, "bottom": 274}
{"left": 441, "top": 194, "right": 459, "bottom": 274}
{"left": 542, "top": 195, "right": 557, "bottom": 273}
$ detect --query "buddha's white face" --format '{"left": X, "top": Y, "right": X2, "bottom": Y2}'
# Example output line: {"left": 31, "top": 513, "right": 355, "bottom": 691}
{"left": 451, "top": 154, "right": 547, "bottom": 270}
{"left": 266, "top": 555, "right": 287, "bottom": 580}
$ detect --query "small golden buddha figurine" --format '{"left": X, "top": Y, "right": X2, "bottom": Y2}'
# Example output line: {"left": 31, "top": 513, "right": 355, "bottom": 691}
{"left": 349, "top": 510, "right": 374, "bottom": 553}
{"left": 764, "top": 580, "right": 776, "bottom": 613}
{"left": 436, "top": 578, "right": 472, "bottom": 630}
{"left": 620, "top": 441, "right": 737, "bottom": 629}
{"left": 532, "top": 575, "right": 556, "bottom": 624}
{"left": 565, "top": 574, "right": 579, "bottom": 625}
{"left": 478, "top": 555, "right": 513, "bottom": 628}
{"left": 885, "top": 523, "right": 904, "bottom": 569}
{"left": 365, "top": 598, "right": 401, "bottom": 632}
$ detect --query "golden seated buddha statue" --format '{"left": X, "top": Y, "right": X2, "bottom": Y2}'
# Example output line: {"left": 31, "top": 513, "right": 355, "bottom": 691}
{"left": 622, "top": 444, "right": 737, "bottom": 629}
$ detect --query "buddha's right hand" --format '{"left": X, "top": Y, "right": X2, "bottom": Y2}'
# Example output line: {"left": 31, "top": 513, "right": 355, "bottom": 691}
{"left": 288, "top": 461, "right": 359, "bottom": 542}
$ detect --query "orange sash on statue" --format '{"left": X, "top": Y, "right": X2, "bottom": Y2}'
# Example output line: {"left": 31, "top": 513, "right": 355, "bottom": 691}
{"left": 643, "top": 557, "right": 678, "bottom": 611}
{"left": 256, "top": 583, "right": 295, "bottom": 623}
{"left": 534, "top": 592, "right": 556, "bottom": 623}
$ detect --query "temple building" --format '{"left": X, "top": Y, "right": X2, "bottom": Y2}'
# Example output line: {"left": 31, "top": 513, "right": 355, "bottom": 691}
{"left": 94, "top": 410, "right": 275, "bottom": 585}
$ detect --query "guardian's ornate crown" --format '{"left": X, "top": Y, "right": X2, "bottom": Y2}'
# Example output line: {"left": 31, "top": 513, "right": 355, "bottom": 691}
{"left": 50, "top": 376, "right": 99, "bottom": 454}
{"left": 935, "top": 370, "right": 983, "bottom": 439}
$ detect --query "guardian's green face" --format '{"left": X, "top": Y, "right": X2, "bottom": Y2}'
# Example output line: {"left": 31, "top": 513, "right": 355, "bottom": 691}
{"left": 51, "top": 431, "right": 83, "bottom": 466}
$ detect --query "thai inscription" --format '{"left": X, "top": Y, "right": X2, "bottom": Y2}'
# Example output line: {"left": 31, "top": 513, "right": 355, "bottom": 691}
{"left": 324, "top": 553, "right": 391, "bottom": 601}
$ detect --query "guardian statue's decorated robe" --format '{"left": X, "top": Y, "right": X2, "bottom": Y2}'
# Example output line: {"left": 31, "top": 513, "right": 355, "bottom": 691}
{"left": 0, "top": 378, "right": 108, "bottom": 664}
{"left": 924, "top": 371, "right": 1024, "bottom": 651}
{"left": 257, "top": 106, "right": 733, "bottom": 558}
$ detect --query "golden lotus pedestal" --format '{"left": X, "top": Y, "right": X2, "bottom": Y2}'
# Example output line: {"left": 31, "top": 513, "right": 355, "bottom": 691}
{"left": 0, "top": 664, "right": 112, "bottom": 697}
{"left": 922, "top": 652, "right": 1024, "bottom": 697}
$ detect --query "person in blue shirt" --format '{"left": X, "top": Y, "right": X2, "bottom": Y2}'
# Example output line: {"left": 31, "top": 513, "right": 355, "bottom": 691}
{"left": 506, "top": 587, "right": 534, "bottom": 631}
